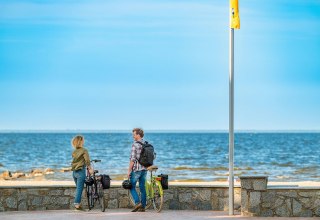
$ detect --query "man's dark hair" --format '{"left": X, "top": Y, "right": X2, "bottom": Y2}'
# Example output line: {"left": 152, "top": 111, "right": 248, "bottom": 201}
{"left": 132, "top": 128, "right": 144, "bottom": 138}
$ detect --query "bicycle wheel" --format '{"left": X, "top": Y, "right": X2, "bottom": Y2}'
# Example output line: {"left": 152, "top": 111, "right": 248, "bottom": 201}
{"left": 97, "top": 182, "right": 105, "bottom": 212}
{"left": 152, "top": 181, "right": 163, "bottom": 212}
{"left": 128, "top": 187, "right": 152, "bottom": 209}
{"left": 86, "top": 185, "right": 93, "bottom": 210}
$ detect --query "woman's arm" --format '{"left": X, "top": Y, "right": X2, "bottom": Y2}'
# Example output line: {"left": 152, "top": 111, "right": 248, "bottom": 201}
{"left": 84, "top": 149, "right": 93, "bottom": 174}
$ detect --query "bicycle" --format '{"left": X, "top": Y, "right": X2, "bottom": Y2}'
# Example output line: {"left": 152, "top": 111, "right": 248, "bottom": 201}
{"left": 85, "top": 159, "right": 105, "bottom": 212}
{"left": 129, "top": 165, "right": 164, "bottom": 212}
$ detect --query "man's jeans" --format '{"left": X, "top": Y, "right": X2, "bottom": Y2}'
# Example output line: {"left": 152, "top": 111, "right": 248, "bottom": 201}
{"left": 130, "top": 170, "right": 147, "bottom": 208}
{"left": 73, "top": 168, "right": 86, "bottom": 205}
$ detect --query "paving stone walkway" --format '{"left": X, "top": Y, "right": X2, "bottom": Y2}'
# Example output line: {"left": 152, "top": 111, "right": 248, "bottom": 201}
{"left": 0, "top": 209, "right": 317, "bottom": 220}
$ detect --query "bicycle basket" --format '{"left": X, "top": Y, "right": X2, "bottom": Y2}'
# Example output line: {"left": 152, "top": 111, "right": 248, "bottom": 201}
{"left": 158, "top": 174, "right": 168, "bottom": 190}
{"left": 100, "top": 174, "right": 111, "bottom": 189}
{"left": 85, "top": 176, "right": 94, "bottom": 186}
{"left": 122, "top": 179, "right": 132, "bottom": 189}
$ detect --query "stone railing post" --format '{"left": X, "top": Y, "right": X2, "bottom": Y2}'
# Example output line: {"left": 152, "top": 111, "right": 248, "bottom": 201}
{"left": 240, "top": 176, "right": 268, "bottom": 216}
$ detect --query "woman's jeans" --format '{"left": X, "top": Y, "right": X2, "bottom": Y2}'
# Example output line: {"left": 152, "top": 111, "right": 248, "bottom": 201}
{"left": 130, "top": 170, "right": 147, "bottom": 208}
{"left": 73, "top": 168, "right": 86, "bottom": 205}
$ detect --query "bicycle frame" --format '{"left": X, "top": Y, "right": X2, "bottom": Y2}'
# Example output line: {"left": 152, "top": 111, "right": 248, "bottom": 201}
{"left": 147, "top": 169, "right": 164, "bottom": 212}
{"left": 85, "top": 160, "right": 105, "bottom": 212}
{"left": 128, "top": 166, "right": 164, "bottom": 212}
{"left": 145, "top": 172, "right": 163, "bottom": 199}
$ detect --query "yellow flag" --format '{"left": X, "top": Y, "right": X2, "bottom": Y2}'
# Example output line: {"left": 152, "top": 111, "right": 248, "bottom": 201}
{"left": 230, "top": 0, "right": 240, "bottom": 29}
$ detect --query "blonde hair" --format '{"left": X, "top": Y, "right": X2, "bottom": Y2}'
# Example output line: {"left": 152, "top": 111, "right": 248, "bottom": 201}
{"left": 71, "top": 135, "right": 84, "bottom": 149}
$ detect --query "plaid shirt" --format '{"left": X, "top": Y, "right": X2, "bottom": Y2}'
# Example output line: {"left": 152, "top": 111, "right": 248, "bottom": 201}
{"left": 130, "top": 139, "right": 147, "bottom": 172}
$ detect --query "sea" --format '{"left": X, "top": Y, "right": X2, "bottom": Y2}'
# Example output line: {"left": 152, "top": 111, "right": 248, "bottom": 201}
{"left": 0, "top": 132, "right": 319, "bottom": 182}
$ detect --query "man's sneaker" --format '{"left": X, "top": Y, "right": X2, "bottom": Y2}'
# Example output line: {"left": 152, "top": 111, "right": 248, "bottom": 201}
{"left": 131, "top": 203, "right": 142, "bottom": 212}
{"left": 137, "top": 207, "right": 145, "bottom": 212}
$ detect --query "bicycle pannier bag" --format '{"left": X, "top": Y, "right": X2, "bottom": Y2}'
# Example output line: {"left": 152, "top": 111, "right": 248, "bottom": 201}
{"left": 100, "top": 174, "right": 111, "bottom": 189}
{"left": 137, "top": 141, "right": 155, "bottom": 168}
{"left": 158, "top": 174, "right": 168, "bottom": 190}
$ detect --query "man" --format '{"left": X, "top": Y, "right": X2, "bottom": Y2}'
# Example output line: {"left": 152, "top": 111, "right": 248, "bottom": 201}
{"left": 127, "top": 128, "right": 147, "bottom": 212}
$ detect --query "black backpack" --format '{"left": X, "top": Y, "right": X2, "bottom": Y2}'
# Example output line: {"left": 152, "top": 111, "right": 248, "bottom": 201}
{"left": 100, "top": 174, "right": 111, "bottom": 189}
{"left": 137, "top": 141, "right": 155, "bottom": 167}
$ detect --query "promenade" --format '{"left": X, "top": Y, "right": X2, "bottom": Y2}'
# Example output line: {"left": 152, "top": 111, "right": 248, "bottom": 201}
{"left": 1, "top": 180, "right": 320, "bottom": 217}
{"left": 0, "top": 209, "right": 316, "bottom": 220}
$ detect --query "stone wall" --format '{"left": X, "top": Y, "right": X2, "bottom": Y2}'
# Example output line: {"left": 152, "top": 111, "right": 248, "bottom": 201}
{"left": 240, "top": 176, "right": 320, "bottom": 217}
{"left": 260, "top": 189, "right": 320, "bottom": 217}
{"left": 0, "top": 184, "right": 241, "bottom": 212}
{"left": 0, "top": 188, "right": 72, "bottom": 211}
{"left": 3, "top": 178, "right": 319, "bottom": 216}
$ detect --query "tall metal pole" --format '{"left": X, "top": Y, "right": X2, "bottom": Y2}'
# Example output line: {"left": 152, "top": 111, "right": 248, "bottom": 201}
{"left": 229, "top": 27, "right": 235, "bottom": 215}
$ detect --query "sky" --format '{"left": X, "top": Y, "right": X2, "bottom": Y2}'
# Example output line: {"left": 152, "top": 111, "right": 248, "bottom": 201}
{"left": 0, "top": 0, "right": 320, "bottom": 131}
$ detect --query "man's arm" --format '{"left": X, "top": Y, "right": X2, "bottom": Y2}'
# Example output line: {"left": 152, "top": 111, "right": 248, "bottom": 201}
{"left": 127, "top": 160, "right": 134, "bottom": 178}
{"left": 128, "top": 143, "right": 136, "bottom": 178}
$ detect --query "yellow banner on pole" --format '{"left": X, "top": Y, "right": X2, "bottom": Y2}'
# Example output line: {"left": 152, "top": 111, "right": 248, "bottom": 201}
{"left": 230, "top": 0, "right": 240, "bottom": 29}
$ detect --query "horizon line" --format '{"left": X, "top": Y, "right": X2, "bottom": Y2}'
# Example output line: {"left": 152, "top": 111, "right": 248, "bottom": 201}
{"left": 0, "top": 129, "right": 320, "bottom": 133}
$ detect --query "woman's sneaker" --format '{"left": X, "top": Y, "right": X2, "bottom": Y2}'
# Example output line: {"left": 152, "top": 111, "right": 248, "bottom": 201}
{"left": 74, "top": 206, "right": 85, "bottom": 211}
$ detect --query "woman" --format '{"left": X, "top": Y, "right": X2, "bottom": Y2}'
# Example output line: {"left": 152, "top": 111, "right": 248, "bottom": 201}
{"left": 71, "top": 135, "right": 93, "bottom": 210}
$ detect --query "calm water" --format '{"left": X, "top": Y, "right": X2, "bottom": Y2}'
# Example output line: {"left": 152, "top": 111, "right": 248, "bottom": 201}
{"left": 0, "top": 132, "right": 319, "bottom": 181}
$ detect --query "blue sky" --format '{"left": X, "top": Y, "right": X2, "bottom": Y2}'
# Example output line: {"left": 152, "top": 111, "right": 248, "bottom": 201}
{"left": 0, "top": 0, "right": 319, "bottom": 131}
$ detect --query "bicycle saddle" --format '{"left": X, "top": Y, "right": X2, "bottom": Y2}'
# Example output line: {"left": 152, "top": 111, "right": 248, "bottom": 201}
{"left": 147, "top": 165, "right": 158, "bottom": 171}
